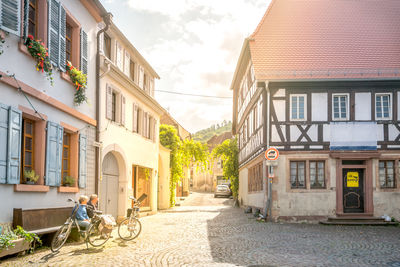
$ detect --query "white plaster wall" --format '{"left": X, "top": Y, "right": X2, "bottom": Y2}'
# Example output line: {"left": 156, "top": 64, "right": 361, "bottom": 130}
{"left": 355, "top": 93, "right": 371, "bottom": 120}
{"left": 273, "top": 100, "right": 285, "bottom": 121}
{"left": 238, "top": 167, "right": 264, "bottom": 209}
{"left": 373, "top": 192, "right": 400, "bottom": 220}
{"left": 330, "top": 122, "right": 377, "bottom": 147}
{"left": 311, "top": 93, "right": 327, "bottom": 121}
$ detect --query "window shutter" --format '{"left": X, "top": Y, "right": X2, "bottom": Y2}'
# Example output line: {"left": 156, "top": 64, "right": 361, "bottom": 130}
{"left": 45, "top": 122, "right": 63, "bottom": 186}
{"left": 139, "top": 66, "right": 144, "bottom": 89}
{"left": 0, "top": 0, "right": 21, "bottom": 36}
{"left": 116, "top": 41, "right": 123, "bottom": 70}
{"left": 22, "top": 0, "right": 29, "bottom": 40}
{"left": 48, "top": 0, "right": 60, "bottom": 67}
{"left": 138, "top": 109, "right": 142, "bottom": 135}
{"left": 106, "top": 85, "right": 112, "bottom": 120}
{"left": 79, "top": 134, "right": 87, "bottom": 188}
{"left": 80, "top": 28, "right": 88, "bottom": 74}
{"left": 149, "top": 116, "right": 155, "bottom": 141}
{"left": 0, "top": 104, "right": 9, "bottom": 184}
{"left": 143, "top": 112, "right": 147, "bottom": 138}
{"left": 7, "top": 107, "right": 22, "bottom": 184}
{"left": 132, "top": 103, "right": 138, "bottom": 132}
{"left": 152, "top": 118, "right": 157, "bottom": 142}
{"left": 59, "top": 5, "right": 66, "bottom": 71}
{"left": 121, "top": 95, "right": 126, "bottom": 126}
{"left": 124, "top": 50, "right": 130, "bottom": 76}
{"left": 150, "top": 79, "right": 154, "bottom": 97}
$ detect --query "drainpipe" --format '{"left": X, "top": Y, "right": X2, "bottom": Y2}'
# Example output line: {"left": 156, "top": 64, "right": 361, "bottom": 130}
{"left": 264, "top": 82, "right": 272, "bottom": 220}
{"left": 95, "top": 13, "right": 112, "bottom": 194}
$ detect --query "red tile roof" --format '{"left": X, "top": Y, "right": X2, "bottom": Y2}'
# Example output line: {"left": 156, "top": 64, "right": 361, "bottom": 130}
{"left": 249, "top": 0, "right": 400, "bottom": 80}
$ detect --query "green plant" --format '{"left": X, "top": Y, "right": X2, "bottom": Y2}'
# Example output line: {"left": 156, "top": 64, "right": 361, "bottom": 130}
{"left": 25, "top": 35, "right": 53, "bottom": 85}
{"left": 66, "top": 61, "right": 87, "bottom": 105}
{"left": 24, "top": 169, "right": 39, "bottom": 183}
{"left": 63, "top": 176, "right": 75, "bottom": 187}
{"left": 13, "top": 226, "right": 42, "bottom": 253}
{"left": 0, "top": 233, "right": 17, "bottom": 252}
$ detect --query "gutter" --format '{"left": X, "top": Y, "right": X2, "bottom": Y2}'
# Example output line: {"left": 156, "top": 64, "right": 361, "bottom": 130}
{"left": 95, "top": 13, "right": 113, "bottom": 194}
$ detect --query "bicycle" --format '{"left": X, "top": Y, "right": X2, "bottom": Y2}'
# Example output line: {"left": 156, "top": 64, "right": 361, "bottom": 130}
{"left": 51, "top": 198, "right": 111, "bottom": 252}
{"left": 118, "top": 194, "right": 147, "bottom": 241}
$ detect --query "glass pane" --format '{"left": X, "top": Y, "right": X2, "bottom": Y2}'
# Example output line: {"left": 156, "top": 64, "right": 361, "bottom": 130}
{"left": 298, "top": 162, "right": 305, "bottom": 186}
{"left": 63, "top": 159, "right": 68, "bottom": 170}
{"left": 29, "top": 7, "right": 35, "bottom": 21}
{"left": 25, "top": 152, "right": 32, "bottom": 165}
{"left": 290, "top": 175, "right": 297, "bottom": 187}
{"left": 25, "top": 121, "right": 33, "bottom": 135}
{"left": 292, "top": 97, "right": 297, "bottom": 119}
{"left": 63, "top": 135, "right": 69, "bottom": 146}
{"left": 25, "top": 137, "right": 32, "bottom": 150}
{"left": 63, "top": 147, "right": 68, "bottom": 158}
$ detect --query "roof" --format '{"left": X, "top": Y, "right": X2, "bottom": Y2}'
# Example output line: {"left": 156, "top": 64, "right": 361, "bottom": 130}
{"left": 207, "top": 131, "right": 233, "bottom": 150}
{"left": 160, "top": 113, "right": 191, "bottom": 140}
{"left": 247, "top": 0, "right": 400, "bottom": 81}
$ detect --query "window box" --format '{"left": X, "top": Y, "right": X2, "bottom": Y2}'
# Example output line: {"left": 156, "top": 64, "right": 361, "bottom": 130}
{"left": 0, "top": 238, "right": 30, "bottom": 258}
{"left": 14, "top": 184, "right": 49, "bottom": 192}
{"left": 58, "top": 186, "right": 79, "bottom": 193}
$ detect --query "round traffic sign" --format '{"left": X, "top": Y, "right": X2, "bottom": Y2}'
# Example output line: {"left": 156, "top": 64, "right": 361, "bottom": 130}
{"left": 265, "top": 147, "right": 279, "bottom": 161}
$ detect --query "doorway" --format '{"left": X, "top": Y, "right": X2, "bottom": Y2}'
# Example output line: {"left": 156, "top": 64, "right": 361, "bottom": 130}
{"left": 101, "top": 153, "right": 119, "bottom": 218}
{"left": 343, "top": 168, "right": 364, "bottom": 213}
{"left": 132, "top": 166, "right": 151, "bottom": 209}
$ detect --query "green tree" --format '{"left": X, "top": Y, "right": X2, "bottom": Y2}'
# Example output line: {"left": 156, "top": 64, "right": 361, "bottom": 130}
{"left": 212, "top": 137, "right": 239, "bottom": 199}
{"left": 159, "top": 124, "right": 209, "bottom": 206}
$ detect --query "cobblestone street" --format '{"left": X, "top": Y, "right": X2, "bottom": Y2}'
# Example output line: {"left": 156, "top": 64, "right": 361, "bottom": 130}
{"left": 1, "top": 192, "right": 400, "bottom": 267}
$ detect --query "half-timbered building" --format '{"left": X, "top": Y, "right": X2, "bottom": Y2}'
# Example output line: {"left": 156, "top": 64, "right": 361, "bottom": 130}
{"left": 232, "top": 0, "right": 400, "bottom": 221}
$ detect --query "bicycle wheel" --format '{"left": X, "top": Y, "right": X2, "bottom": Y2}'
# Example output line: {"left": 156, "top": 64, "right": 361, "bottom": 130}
{"left": 87, "top": 222, "right": 110, "bottom": 247}
{"left": 51, "top": 222, "right": 71, "bottom": 252}
{"left": 118, "top": 217, "right": 142, "bottom": 241}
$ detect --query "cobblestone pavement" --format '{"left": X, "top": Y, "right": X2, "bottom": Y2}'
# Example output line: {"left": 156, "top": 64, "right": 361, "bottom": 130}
{"left": 1, "top": 192, "right": 400, "bottom": 267}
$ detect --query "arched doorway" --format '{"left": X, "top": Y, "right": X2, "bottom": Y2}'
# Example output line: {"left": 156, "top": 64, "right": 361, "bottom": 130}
{"left": 101, "top": 152, "right": 119, "bottom": 218}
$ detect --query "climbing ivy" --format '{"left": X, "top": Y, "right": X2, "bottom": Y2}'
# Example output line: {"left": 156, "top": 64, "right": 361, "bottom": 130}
{"left": 159, "top": 124, "right": 209, "bottom": 206}
{"left": 212, "top": 137, "right": 239, "bottom": 199}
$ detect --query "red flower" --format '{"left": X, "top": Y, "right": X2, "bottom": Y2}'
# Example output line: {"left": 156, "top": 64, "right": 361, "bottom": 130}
{"left": 27, "top": 35, "right": 34, "bottom": 40}
{"left": 45, "top": 52, "right": 48, "bottom": 56}
{"left": 28, "top": 46, "right": 32, "bottom": 48}
{"left": 41, "top": 42, "right": 45, "bottom": 46}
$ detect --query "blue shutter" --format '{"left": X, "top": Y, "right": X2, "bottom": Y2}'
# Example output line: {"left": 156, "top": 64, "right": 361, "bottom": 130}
{"left": 7, "top": 107, "right": 22, "bottom": 184}
{"left": 0, "top": 0, "right": 21, "bottom": 36}
{"left": 48, "top": 0, "right": 60, "bottom": 68}
{"left": 80, "top": 29, "right": 88, "bottom": 75}
{"left": 0, "top": 104, "right": 9, "bottom": 184}
{"left": 45, "top": 122, "right": 63, "bottom": 186}
{"left": 59, "top": 5, "right": 66, "bottom": 71}
{"left": 79, "top": 134, "right": 87, "bottom": 188}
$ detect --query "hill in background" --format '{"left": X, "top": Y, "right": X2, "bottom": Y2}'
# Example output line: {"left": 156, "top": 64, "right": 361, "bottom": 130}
{"left": 193, "top": 120, "right": 232, "bottom": 143}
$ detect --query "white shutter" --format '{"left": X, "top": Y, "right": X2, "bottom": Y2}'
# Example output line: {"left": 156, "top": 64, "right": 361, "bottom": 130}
{"left": 124, "top": 50, "right": 130, "bottom": 76}
{"left": 116, "top": 41, "right": 123, "bottom": 70}
{"left": 80, "top": 29, "right": 88, "bottom": 74}
{"left": 0, "top": 0, "right": 21, "bottom": 36}
{"left": 48, "top": 0, "right": 60, "bottom": 67}
{"left": 139, "top": 66, "right": 144, "bottom": 89}
{"left": 143, "top": 112, "right": 148, "bottom": 138}
{"left": 132, "top": 103, "right": 138, "bottom": 132}
{"left": 121, "top": 95, "right": 126, "bottom": 126}
{"left": 106, "top": 85, "right": 112, "bottom": 120}
{"left": 59, "top": 5, "right": 66, "bottom": 71}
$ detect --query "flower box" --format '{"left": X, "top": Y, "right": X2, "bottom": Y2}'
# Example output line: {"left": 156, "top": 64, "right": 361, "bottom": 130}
{"left": 0, "top": 238, "right": 30, "bottom": 258}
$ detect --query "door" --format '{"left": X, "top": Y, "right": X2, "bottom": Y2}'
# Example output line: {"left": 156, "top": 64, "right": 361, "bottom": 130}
{"left": 101, "top": 174, "right": 119, "bottom": 217}
{"left": 343, "top": 168, "right": 364, "bottom": 213}
{"left": 133, "top": 166, "right": 151, "bottom": 208}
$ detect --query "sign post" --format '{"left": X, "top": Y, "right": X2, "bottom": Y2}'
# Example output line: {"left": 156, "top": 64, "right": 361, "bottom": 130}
{"left": 264, "top": 147, "right": 279, "bottom": 220}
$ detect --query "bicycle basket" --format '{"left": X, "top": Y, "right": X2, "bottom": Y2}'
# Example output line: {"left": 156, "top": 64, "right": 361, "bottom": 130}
{"left": 127, "top": 208, "right": 133, "bottom": 217}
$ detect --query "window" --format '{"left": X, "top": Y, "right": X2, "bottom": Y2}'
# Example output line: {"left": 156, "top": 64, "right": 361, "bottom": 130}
{"left": 290, "top": 161, "right": 306, "bottom": 189}
{"left": 290, "top": 95, "right": 306, "bottom": 120}
{"left": 130, "top": 60, "right": 135, "bottom": 81}
{"left": 379, "top": 161, "right": 395, "bottom": 188}
{"left": 21, "top": 119, "right": 35, "bottom": 182}
{"left": 65, "top": 23, "right": 73, "bottom": 62}
{"left": 111, "top": 92, "right": 117, "bottom": 122}
{"left": 253, "top": 106, "right": 257, "bottom": 132}
{"left": 333, "top": 94, "right": 349, "bottom": 120}
{"left": 28, "top": 0, "right": 38, "bottom": 38}
{"left": 310, "top": 161, "right": 325, "bottom": 188}
{"left": 116, "top": 42, "right": 123, "bottom": 70}
{"left": 103, "top": 33, "right": 111, "bottom": 59}
{"left": 248, "top": 162, "right": 263, "bottom": 193}
{"left": 62, "top": 133, "right": 70, "bottom": 179}
{"left": 143, "top": 74, "right": 147, "bottom": 91}
{"left": 376, "top": 94, "right": 392, "bottom": 119}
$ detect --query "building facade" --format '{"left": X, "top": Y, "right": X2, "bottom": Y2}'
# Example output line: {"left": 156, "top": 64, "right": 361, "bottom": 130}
{"left": 98, "top": 21, "right": 164, "bottom": 219}
{"left": 232, "top": 0, "right": 400, "bottom": 221}
{"left": 0, "top": 0, "right": 106, "bottom": 224}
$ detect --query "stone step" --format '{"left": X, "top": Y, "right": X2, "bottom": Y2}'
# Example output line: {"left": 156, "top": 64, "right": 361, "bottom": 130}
{"left": 327, "top": 216, "right": 386, "bottom": 222}
{"left": 320, "top": 220, "right": 398, "bottom": 226}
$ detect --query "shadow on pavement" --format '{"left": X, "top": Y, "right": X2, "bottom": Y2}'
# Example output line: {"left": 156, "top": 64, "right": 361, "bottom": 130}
{"left": 28, "top": 251, "right": 60, "bottom": 264}
{"left": 70, "top": 247, "right": 104, "bottom": 256}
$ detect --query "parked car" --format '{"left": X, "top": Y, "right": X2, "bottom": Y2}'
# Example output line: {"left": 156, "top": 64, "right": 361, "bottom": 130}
{"left": 214, "top": 185, "right": 232, "bottom": 198}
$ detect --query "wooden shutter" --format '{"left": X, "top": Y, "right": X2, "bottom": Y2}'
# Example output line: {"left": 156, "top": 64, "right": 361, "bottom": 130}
{"left": 79, "top": 134, "right": 87, "bottom": 188}
{"left": 124, "top": 50, "right": 130, "bottom": 76}
{"left": 59, "top": 5, "right": 66, "bottom": 71}
{"left": 6, "top": 107, "right": 22, "bottom": 184}
{"left": 48, "top": 0, "right": 60, "bottom": 67}
{"left": 132, "top": 103, "right": 138, "bottom": 133}
{"left": 121, "top": 95, "right": 126, "bottom": 126}
{"left": 45, "top": 122, "right": 63, "bottom": 186}
{"left": 139, "top": 66, "right": 144, "bottom": 89}
{"left": 0, "top": 104, "right": 8, "bottom": 183}
{"left": 80, "top": 29, "right": 88, "bottom": 74}
{"left": 0, "top": 0, "right": 21, "bottom": 36}
{"left": 106, "top": 85, "right": 112, "bottom": 120}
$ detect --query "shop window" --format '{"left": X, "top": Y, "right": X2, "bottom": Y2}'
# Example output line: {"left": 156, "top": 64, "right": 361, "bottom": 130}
{"left": 379, "top": 160, "right": 395, "bottom": 188}
{"left": 310, "top": 161, "right": 325, "bottom": 189}
{"left": 290, "top": 161, "right": 306, "bottom": 189}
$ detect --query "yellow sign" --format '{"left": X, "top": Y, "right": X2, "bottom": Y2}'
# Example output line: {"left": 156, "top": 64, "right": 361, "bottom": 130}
{"left": 347, "top": 172, "right": 359, "bottom": 187}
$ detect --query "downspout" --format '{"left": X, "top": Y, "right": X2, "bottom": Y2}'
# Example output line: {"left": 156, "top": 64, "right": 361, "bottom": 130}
{"left": 263, "top": 82, "right": 272, "bottom": 220}
{"left": 95, "top": 13, "right": 112, "bottom": 194}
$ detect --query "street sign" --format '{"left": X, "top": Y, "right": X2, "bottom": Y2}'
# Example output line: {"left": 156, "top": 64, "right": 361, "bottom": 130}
{"left": 265, "top": 147, "right": 279, "bottom": 161}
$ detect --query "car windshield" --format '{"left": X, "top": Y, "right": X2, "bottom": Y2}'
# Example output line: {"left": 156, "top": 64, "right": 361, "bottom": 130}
{"left": 217, "top": 185, "right": 228, "bottom": 189}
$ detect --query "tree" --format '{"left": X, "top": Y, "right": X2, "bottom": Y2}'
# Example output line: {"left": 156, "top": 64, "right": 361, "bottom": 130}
{"left": 212, "top": 137, "right": 239, "bottom": 199}
{"left": 159, "top": 124, "right": 209, "bottom": 206}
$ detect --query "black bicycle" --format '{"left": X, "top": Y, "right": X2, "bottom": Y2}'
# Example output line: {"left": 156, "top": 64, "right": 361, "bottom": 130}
{"left": 118, "top": 194, "right": 147, "bottom": 241}
{"left": 51, "top": 199, "right": 111, "bottom": 252}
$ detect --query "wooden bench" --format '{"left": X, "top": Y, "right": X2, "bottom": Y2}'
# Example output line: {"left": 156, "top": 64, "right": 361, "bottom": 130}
{"left": 13, "top": 207, "right": 73, "bottom": 235}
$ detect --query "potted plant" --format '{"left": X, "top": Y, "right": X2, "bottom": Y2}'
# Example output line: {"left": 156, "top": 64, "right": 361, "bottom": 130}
{"left": 0, "top": 226, "right": 41, "bottom": 258}
{"left": 63, "top": 176, "right": 76, "bottom": 187}
{"left": 23, "top": 170, "right": 39, "bottom": 185}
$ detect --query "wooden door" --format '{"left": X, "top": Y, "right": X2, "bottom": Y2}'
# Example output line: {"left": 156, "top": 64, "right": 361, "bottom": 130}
{"left": 343, "top": 169, "right": 364, "bottom": 213}
{"left": 137, "top": 167, "right": 150, "bottom": 208}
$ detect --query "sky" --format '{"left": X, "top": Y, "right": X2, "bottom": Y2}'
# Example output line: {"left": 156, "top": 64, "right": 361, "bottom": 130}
{"left": 100, "top": 0, "right": 270, "bottom": 133}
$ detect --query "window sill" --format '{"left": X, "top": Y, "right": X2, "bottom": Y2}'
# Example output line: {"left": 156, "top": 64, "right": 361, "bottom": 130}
{"left": 60, "top": 71, "right": 73, "bottom": 84}
{"left": 58, "top": 186, "right": 79, "bottom": 193}
{"left": 18, "top": 41, "right": 31, "bottom": 57}
{"left": 14, "top": 184, "right": 50, "bottom": 192}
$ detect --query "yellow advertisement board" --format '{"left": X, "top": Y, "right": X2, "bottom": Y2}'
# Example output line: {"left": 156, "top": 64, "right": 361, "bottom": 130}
{"left": 347, "top": 172, "right": 359, "bottom": 187}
